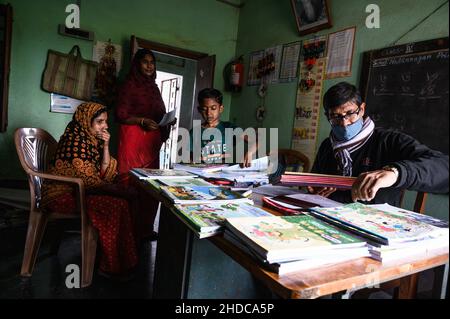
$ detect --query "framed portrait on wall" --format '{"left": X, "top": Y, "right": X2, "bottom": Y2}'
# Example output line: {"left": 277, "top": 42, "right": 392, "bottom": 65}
{"left": 290, "top": 0, "right": 332, "bottom": 36}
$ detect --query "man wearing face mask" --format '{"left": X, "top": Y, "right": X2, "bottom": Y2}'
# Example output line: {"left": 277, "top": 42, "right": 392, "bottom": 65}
{"left": 308, "top": 82, "right": 448, "bottom": 205}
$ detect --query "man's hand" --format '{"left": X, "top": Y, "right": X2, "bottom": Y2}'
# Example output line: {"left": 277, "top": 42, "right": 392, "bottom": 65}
{"left": 351, "top": 169, "right": 398, "bottom": 202}
{"left": 307, "top": 186, "right": 337, "bottom": 197}
{"left": 142, "top": 118, "right": 159, "bottom": 131}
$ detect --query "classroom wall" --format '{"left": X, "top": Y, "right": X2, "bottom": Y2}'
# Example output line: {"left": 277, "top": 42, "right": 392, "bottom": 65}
{"left": 230, "top": 0, "right": 449, "bottom": 220}
{"left": 0, "top": 0, "right": 240, "bottom": 179}
{"left": 1, "top": 0, "right": 448, "bottom": 220}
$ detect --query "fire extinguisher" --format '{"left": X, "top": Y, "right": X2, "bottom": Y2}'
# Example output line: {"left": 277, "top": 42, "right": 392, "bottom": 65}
{"left": 224, "top": 56, "right": 244, "bottom": 92}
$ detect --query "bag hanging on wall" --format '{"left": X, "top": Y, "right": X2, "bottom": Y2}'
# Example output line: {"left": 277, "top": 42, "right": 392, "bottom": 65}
{"left": 42, "top": 45, "right": 98, "bottom": 101}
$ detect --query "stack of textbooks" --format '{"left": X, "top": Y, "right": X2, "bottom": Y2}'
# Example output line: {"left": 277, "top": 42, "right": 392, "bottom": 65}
{"left": 172, "top": 202, "right": 272, "bottom": 238}
{"left": 223, "top": 202, "right": 449, "bottom": 274}
{"left": 160, "top": 185, "right": 253, "bottom": 205}
{"left": 174, "top": 158, "right": 270, "bottom": 186}
{"left": 274, "top": 172, "right": 356, "bottom": 189}
{"left": 224, "top": 215, "right": 370, "bottom": 275}
{"left": 130, "top": 168, "right": 194, "bottom": 180}
{"left": 174, "top": 163, "right": 230, "bottom": 175}
{"left": 158, "top": 177, "right": 214, "bottom": 187}
{"left": 309, "top": 203, "right": 449, "bottom": 262}
{"left": 262, "top": 193, "right": 342, "bottom": 215}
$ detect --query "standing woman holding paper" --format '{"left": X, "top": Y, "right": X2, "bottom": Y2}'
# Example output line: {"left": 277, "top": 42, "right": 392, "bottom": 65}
{"left": 116, "top": 48, "right": 175, "bottom": 240}
{"left": 116, "top": 48, "right": 176, "bottom": 182}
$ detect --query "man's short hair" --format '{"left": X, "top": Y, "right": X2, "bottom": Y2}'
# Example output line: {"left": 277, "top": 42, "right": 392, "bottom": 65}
{"left": 323, "top": 82, "right": 363, "bottom": 114}
{"left": 198, "top": 88, "right": 223, "bottom": 105}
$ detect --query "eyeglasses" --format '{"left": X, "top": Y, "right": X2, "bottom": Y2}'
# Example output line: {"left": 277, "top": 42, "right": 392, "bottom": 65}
{"left": 327, "top": 106, "right": 361, "bottom": 125}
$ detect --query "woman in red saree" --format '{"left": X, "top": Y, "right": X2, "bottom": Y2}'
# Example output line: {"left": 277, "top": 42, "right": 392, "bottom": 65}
{"left": 42, "top": 102, "right": 138, "bottom": 277}
{"left": 116, "top": 49, "right": 174, "bottom": 240}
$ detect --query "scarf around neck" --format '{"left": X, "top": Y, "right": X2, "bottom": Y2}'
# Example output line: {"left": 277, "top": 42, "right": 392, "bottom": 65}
{"left": 330, "top": 116, "right": 375, "bottom": 176}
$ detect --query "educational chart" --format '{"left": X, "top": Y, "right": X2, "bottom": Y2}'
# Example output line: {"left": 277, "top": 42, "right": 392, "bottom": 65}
{"left": 291, "top": 57, "right": 327, "bottom": 165}
{"left": 326, "top": 27, "right": 356, "bottom": 79}
{"left": 246, "top": 46, "right": 283, "bottom": 86}
{"left": 279, "top": 41, "right": 302, "bottom": 83}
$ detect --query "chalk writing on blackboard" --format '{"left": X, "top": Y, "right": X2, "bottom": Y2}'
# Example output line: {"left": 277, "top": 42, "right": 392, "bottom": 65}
{"left": 360, "top": 38, "right": 449, "bottom": 154}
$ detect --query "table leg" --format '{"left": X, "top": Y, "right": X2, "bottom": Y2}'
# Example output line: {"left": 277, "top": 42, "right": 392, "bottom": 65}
{"left": 398, "top": 274, "right": 419, "bottom": 299}
{"left": 431, "top": 263, "right": 449, "bottom": 299}
{"left": 152, "top": 205, "right": 193, "bottom": 298}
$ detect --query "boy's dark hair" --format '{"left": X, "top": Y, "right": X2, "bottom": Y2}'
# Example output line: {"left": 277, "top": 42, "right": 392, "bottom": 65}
{"left": 323, "top": 82, "right": 362, "bottom": 114}
{"left": 198, "top": 88, "right": 223, "bottom": 105}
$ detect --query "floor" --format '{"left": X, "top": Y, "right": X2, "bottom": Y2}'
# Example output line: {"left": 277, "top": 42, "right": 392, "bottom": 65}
{"left": 0, "top": 198, "right": 443, "bottom": 299}
{"left": 0, "top": 202, "right": 157, "bottom": 299}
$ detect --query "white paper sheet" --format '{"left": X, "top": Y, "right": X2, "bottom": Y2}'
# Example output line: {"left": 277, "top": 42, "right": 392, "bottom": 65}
{"left": 50, "top": 93, "right": 84, "bottom": 114}
{"left": 159, "top": 109, "right": 176, "bottom": 126}
{"left": 221, "top": 156, "right": 269, "bottom": 172}
{"left": 326, "top": 27, "right": 356, "bottom": 78}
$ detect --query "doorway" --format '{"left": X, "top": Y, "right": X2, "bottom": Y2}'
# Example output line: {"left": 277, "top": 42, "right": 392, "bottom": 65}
{"left": 156, "top": 71, "right": 182, "bottom": 169}
{"left": 130, "top": 36, "right": 216, "bottom": 168}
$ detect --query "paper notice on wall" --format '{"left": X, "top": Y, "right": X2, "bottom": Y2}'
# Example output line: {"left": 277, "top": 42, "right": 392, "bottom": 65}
{"left": 291, "top": 58, "right": 327, "bottom": 165}
{"left": 50, "top": 93, "right": 84, "bottom": 114}
{"left": 247, "top": 50, "right": 264, "bottom": 86}
{"left": 265, "top": 45, "right": 283, "bottom": 84}
{"left": 326, "top": 27, "right": 356, "bottom": 79}
{"left": 279, "top": 41, "right": 302, "bottom": 83}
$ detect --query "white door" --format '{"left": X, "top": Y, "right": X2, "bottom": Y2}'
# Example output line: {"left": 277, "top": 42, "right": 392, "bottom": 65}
{"left": 160, "top": 76, "right": 182, "bottom": 169}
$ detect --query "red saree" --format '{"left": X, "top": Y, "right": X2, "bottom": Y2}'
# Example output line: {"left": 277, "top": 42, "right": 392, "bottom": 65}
{"left": 115, "top": 50, "right": 168, "bottom": 238}
{"left": 115, "top": 51, "right": 167, "bottom": 180}
{"left": 47, "top": 193, "right": 138, "bottom": 275}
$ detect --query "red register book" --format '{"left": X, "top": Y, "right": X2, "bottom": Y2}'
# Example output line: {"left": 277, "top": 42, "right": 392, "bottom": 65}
{"left": 276, "top": 172, "right": 356, "bottom": 189}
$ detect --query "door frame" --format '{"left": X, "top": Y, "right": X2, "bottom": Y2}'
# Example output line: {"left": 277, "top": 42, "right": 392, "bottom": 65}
{"left": 130, "top": 36, "right": 216, "bottom": 166}
{"left": 130, "top": 36, "right": 216, "bottom": 124}
{"left": 131, "top": 35, "right": 208, "bottom": 61}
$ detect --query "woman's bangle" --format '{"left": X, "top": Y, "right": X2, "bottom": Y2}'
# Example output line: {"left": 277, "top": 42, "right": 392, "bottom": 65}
{"left": 140, "top": 118, "right": 145, "bottom": 127}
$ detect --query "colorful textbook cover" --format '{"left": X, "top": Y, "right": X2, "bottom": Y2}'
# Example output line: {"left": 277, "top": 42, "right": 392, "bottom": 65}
{"left": 130, "top": 168, "right": 194, "bottom": 180}
{"left": 160, "top": 186, "right": 253, "bottom": 204}
{"left": 159, "top": 178, "right": 214, "bottom": 187}
{"left": 310, "top": 203, "right": 448, "bottom": 245}
{"left": 173, "top": 202, "right": 271, "bottom": 237}
{"left": 225, "top": 215, "right": 366, "bottom": 263}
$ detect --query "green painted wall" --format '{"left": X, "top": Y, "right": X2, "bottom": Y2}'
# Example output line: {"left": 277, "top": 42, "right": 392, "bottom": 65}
{"left": 1, "top": 0, "right": 448, "bottom": 220}
{"left": 231, "top": 0, "right": 449, "bottom": 220}
{"left": 0, "top": 0, "right": 240, "bottom": 179}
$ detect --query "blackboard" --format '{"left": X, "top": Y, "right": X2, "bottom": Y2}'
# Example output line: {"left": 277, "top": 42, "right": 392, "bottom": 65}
{"left": 360, "top": 37, "right": 449, "bottom": 154}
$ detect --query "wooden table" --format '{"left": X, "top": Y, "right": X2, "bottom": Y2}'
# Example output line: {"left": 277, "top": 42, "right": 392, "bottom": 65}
{"left": 136, "top": 178, "right": 449, "bottom": 299}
